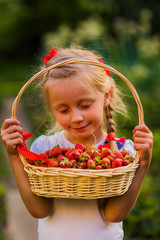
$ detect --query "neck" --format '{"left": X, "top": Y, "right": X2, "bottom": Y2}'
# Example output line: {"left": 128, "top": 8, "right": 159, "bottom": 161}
{"left": 64, "top": 128, "right": 106, "bottom": 146}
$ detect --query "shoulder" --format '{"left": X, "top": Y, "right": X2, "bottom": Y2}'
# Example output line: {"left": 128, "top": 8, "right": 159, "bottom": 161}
{"left": 30, "top": 131, "right": 64, "bottom": 154}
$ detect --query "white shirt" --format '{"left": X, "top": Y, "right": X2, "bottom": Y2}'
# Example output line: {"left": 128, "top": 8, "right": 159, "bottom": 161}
{"left": 30, "top": 131, "right": 136, "bottom": 240}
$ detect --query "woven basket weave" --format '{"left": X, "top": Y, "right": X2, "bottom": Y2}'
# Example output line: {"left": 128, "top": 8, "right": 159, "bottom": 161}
{"left": 11, "top": 59, "right": 144, "bottom": 199}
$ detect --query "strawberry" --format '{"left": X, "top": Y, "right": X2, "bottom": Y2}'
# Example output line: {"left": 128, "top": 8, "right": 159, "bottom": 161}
{"left": 68, "top": 149, "right": 80, "bottom": 160}
{"left": 76, "top": 148, "right": 83, "bottom": 154}
{"left": 85, "top": 145, "right": 93, "bottom": 153}
{"left": 45, "top": 158, "right": 54, "bottom": 166}
{"left": 87, "top": 159, "right": 96, "bottom": 169}
{"left": 48, "top": 147, "right": 62, "bottom": 157}
{"left": 93, "top": 155, "right": 102, "bottom": 165}
{"left": 48, "top": 160, "right": 59, "bottom": 167}
{"left": 40, "top": 153, "right": 48, "bottom": 159}
{"left": 70, "top": 159, "right": 77, "bottom": 167}
{"left": 110, "top": 152, "right": 117, "bottom": 159}
{"left": 124, "top": 155, "right": 134, "bottom": 162}
{"left": 112, "top": 151, "right": 123, "bottom": 159}
{"left": 112, "top": 158, "right": 123, "bottom": 168}
{"left": 34, "top": 159, "right": 47, "bottom": 167}
{"left": 57, "top": 154, "right": 66, "bottom": 162}
{"left": 60, "top": 159, "right": 72, "bottom": 168}
{"left": 123, "top": 159, "right": 131, "bottom": 166}
{"left": 61, "top": 147, "right": 70, "bottom": 154}
{"left": 107, "top": 155, "right": 114, "bottom": 162}
{"left": 100, "top": 149, "right": 110, "bottom": 159}
{"left": 75, "top": 143, "right": 85, "bottom": 151}
{"left": 76, "top": 162, "right": 87, "bottom": 169}
{"left": 95, "top": 165, "right": 104, "bottom": 170}
{"left": 121, "top": 150, "right": 130, "bottom": 157}
{"left": 79, "top": 152, "right": 91, "bottom": 162}
{"left": 102, "top": 158, "right": 111, "bottom": 168}
{"left": 65, "top": 150, "right": 73, "bottom": 158}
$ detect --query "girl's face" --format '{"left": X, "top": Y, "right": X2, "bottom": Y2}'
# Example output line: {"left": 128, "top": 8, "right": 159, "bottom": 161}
{"left": 47, "top": 75, "right": 109, "bottom": 145}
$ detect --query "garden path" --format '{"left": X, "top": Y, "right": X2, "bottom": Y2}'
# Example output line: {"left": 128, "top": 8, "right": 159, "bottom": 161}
{"left": 0, "top": 96, "right": 38, "bottom": 240}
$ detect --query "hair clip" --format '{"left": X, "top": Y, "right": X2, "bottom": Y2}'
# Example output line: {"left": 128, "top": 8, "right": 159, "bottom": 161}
{"left": 43, "top": 48, "right": 58, "bottom": 64}
{"left": 99, "top": 59, "right": 111, "bottom": 76}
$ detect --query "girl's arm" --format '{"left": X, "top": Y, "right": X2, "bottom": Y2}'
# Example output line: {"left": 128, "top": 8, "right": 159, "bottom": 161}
{"left": 1, "top": 118, "right": 54, "bottom": 218}
{"left": 103, "top": 124, "right": 153, "bottom": 222}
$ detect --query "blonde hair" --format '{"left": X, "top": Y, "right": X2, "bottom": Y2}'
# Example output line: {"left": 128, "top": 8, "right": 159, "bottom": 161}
{"left": 40, "top": 47, "right": 127, "bottom": 134}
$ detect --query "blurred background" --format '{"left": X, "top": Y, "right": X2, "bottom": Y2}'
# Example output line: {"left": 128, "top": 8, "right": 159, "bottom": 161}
{"left": 0, "top": 0, "right": 160, "bottom": 239}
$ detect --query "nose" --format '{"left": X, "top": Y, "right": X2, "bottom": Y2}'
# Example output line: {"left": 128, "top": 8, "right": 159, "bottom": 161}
{"left": 71, "top": 109, "right": 84, "bottom": 123}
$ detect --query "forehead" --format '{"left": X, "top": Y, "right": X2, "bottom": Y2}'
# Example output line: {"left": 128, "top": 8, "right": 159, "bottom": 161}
{"left": 47, "top": 75, "right": 100, "bottom": 99}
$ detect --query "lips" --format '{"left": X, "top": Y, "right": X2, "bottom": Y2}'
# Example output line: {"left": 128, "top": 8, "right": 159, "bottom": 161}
{"left": 72, "top": 123, "right": 90, "bottom": 131}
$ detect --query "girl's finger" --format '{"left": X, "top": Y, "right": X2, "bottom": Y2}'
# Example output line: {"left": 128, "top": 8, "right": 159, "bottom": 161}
{"left": 134, "top": 143, "right": 151, "bottom": 151}
{"left": 1, "top": 118, "right": 21, "bottom": 131}
{"left": 6, "top": 132, "right": 23, "bottom": 141}
{"left": 7, "top": 138, "right": 24, "bottom": 149}
{"left": 7, "top": 125, "right": 23, "bottom": 134}
{"left": 132, "top": 130, "right": 149, "bottom": 140}
{"left": 133, "top": 124, "right": 151, "bottom": 134}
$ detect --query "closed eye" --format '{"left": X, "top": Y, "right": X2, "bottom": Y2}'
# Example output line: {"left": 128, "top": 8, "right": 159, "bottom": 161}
{"left": 80, "top": 102, "right": 92, "bottom": 109}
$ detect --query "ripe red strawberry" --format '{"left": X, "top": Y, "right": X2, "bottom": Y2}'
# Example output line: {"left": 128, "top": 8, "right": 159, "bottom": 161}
{"left": 110, "top": 152, "right": 117, "bottom": 159}
{"left": 85, "top": 145, "right": 93, "bottom": 153}
{"left": 87, "top": 159, "right": 96, "bottom": 169}
{"left": 121, "top": 150, "right": 130, "bottom": 157}
{"left": 123, "top": 159, "right": 131, "bottom": 166}
{"left": 95, "top": 165, "right": 104, "bottom": 170}
{"left": 60, "top": 159, "right": 72, "bottom": 168}
{"left": 44, "top": 150, "right": 51, "bottom": 156}
{"left": 79, "top": 152, "right": 91, "bottom": 162}
{"left": 48, "top": 160, "right": 59, "bottom": 167}
{"left": 68, "top": 149, "right": 81, "bottom": 160}
{"left": 57, "top": 154, "right": 66, "bottom": 162}
{"left": 61, "top": 147, "right": 70, "bottom": 154}
{"left": 107, "top": 155, "right": 114, "bottom": 162}
{"left": 76, "top": 162, "right": 87, "bottom": 169}
{"left": 100, "top": 149, "right": 110, "bottom": 159}
{"left": 45, "top": 158, "right": 54, "bottom": 166}
{"left": 102, "top": 158, "right": 111, "bottom": 168}
{"left": 112, "top": 151, "right": 123, "bottom": 159}
{"left": 65, "top": 150, "right": 73, "bottom": 158}
{"left": 49, "top": 147, "right": 62, "bottom": 157}
{"left": 40, "top": 153, "right": 48, "bottom": 159}
{"left": 112, "top": 158, "right": 123, "bottom": 168}
{"left": 75, "top": 143, "right": 85, "bottom": 151}
{"left": 76, "top": 148, "right": 83, "bottom": 154}
{"left": 124, "top": 155, "right": 134, "bottom": 162}
{"left": 70, "top": 159, "right": 77, "bottom": 167}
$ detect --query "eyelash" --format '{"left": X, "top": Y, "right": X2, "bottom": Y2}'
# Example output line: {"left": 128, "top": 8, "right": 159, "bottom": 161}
{"left": 59, "top": 103, "right": 92, "bottom": 113}
{"left": 59, "top": 109, "right": 69, "bottom": 113}
{"left": 80, "top": 104, "right": 90, "bottom": 109}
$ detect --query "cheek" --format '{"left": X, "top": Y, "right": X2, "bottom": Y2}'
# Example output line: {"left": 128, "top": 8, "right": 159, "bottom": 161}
{"left": 54, "top": 113, "right": 70, "bottom": 128}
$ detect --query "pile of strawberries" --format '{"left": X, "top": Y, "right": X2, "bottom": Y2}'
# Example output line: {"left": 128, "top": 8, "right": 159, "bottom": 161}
{"left": 27, "top": 143, "right": 135, "bottom": 169}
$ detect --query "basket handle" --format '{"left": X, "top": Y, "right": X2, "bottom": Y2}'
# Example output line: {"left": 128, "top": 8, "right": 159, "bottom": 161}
{"left": 11, "top": 59, "right": 144, "bottom": 157}
{"left": 11, "top": 59, "right": 144, "bottom": 124}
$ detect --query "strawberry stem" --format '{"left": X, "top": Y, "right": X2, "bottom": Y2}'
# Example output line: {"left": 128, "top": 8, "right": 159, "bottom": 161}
{"left": 92, "top": 133, "right": 97, "bottom": 147}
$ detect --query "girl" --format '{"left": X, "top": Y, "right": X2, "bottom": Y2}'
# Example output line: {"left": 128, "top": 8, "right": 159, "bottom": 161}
{"left": 1, "top": 48, "right": 153, "bottom": 240}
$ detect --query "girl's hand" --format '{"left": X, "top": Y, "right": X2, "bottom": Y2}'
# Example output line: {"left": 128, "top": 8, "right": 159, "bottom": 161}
{"left": 1, "top": 118, "right": 23, "bottom": 155}
{"left": 133, "top": 124, "right": 153, "bottom": 166}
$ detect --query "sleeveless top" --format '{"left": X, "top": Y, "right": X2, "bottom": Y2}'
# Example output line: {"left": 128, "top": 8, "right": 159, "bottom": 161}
{"left": 30, "top": 131, "right": 136, "bottom": 240}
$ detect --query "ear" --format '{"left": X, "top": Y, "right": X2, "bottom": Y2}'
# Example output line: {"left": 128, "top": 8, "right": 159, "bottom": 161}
{"left": 104, "top": 89, "right": 111, "bottom": 107}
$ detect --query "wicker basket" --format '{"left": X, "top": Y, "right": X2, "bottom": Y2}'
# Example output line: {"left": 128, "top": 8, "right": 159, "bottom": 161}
{"left": 11, "top": 59, "right": 144, "bottom": 199}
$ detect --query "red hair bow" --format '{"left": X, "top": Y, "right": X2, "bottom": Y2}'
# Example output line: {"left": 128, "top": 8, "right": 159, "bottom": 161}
{"left": 99, "top": 59, "right": 111, "bottom": 76}
{"left": 43, "top": 48, "right": 58, "bottom": 64}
